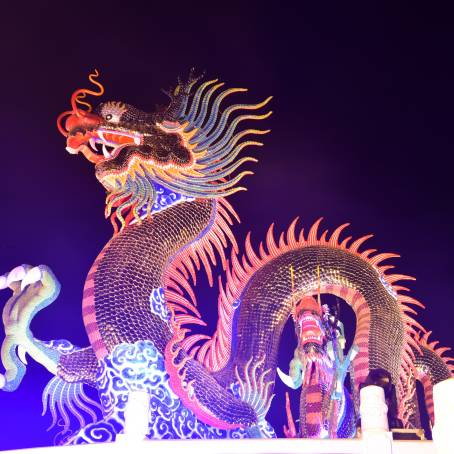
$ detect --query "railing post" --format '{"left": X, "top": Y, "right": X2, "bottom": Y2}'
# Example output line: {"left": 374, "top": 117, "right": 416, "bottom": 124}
{"left": 432, "top": 377, "right": 454, "bottom": 454}
{"left": 360, "top": 385, "right": 393, "bottom": 454}
{"left": 116, "top": 390, "right": 150, "bottom": 443}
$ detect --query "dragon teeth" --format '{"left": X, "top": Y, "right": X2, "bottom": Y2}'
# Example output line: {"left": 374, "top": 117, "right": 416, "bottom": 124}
{"left": 89, "top": 138, "right": 97, "bottom": 150}
{"left": 102, "top": 144, "right": 111, "bottom": 158}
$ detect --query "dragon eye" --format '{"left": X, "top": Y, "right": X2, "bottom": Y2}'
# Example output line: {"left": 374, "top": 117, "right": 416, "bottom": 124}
{"left": 105, "top": 114, "right": 113, "bottom": 121}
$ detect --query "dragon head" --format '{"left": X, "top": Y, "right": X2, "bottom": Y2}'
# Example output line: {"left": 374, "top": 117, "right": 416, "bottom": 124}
{"left": 57, "top": 70, "right": 272, "bottom": 231}
{"left": 294, "top": 296, "right": 326, "bottom": 352}
{"left": 292, "top": 296, "right": 333, "bottom": 385}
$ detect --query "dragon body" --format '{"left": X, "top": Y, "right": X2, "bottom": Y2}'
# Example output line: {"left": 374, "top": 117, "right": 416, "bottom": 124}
{"left": 0, "top": 70, "right": 452, "bottom": 443}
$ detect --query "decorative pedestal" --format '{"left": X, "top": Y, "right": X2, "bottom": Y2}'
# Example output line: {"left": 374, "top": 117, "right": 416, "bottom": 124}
{"left": 359, "top": 385, "right": 392, "bottom": 454}
{"left": 116, "top": 391, "right": 150, "bottom": 443}
{"left": 432, "top": 377, "right": 454, "bottom": 454}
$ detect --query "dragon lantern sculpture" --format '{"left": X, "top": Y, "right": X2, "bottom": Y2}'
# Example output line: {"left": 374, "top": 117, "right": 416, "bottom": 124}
{"left": 0, "top": 70, "right": 452, "bottom": 444}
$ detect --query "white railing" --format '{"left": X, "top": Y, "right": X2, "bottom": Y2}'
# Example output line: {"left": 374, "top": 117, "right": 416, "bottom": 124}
{"left": 4, "top": 378, "right": 454, "bottom": 454}
{"left": 0, "top": 438, "right": 437, "bottom": 454}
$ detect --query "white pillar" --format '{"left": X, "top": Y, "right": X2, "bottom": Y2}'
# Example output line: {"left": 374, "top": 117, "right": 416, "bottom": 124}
{"left": 432, "top": 377, "right": 454, "bottom": 454}
{"left": 116, "top": 390, "right": 150, "bottom": 443}
{"left": 360, "top": 385, "right": 392, "bottom": 454}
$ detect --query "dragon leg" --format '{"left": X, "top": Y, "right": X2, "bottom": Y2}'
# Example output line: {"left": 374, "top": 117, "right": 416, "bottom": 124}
{"left": 0, "top": 265, "right": 97, "bottom": 390}
{"left": 0, "top": 265, "right": 103, "bottom": 440}
{"left": 0, "top": 265, "right": 62, "bottom": 390}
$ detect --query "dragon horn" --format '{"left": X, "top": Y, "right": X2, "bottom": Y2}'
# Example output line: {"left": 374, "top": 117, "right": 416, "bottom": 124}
{"left": 277, "top": 367, "right": 300, "bottom": 390}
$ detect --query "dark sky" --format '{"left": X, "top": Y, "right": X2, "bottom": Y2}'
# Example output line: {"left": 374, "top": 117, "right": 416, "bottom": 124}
{"left": 1, "top": 3, "right": 453, "bottom": 449}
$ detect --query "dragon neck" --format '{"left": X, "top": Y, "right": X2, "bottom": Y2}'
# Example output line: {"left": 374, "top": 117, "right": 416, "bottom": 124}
{"left": 83, "top": 192, "right": 219, "bottom": 359}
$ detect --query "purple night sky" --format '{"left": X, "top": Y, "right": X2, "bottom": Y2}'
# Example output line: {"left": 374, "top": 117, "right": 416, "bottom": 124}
{"left": 1, "top": 4, "right": 453, "bottom": 449}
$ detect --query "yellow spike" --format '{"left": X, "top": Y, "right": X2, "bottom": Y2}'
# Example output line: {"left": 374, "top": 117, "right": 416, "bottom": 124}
{"left": 236, "top": 170, "right": 254, "bottom": 180}
{"left": 233, "top": 140, "right": 264, "bottom": 151}
{"left": 181, "top": 167, "right": 206, "bottom": 177}
{"left": 163, "top": 168, "right": 182, "bottom": 178}
{"left": 190, "top": 147, "right": 206, "bottom": 158}
{"left": 254, "top": 111, "right": 273, "bottom": 120}
{"left": 132, "top": 161, "right": 146, "bottom": 177}
{"left": 212, "top": 82, "right": 226, "bottom": 91}
{"left": 153, "top": 168, "right": 171, "bottom": 182}
{"left": 118, "top": 173, "right": 128, "bottom": 186}
{"left": 105, "top": 199, "right": 113, "bottom": 218}
{"left": 117, "top": 210, "right": 126, "bottom": 231}
{"left": 246, "top": 96, "right": 273, "bottom": 110}
{"left": 228, "top": 186, "right": 248, "bottom": 195}
{"left": 217, "top": 88, "right": 248, "bottom": 101}
{"left": 245, "top": 128, "right": 270, "bottom": 136}
{"left": 193, "top": 162, "right": 209, "bottom": 170}
{"left": 183, "top": 126, "right": 199, "bottom": 141}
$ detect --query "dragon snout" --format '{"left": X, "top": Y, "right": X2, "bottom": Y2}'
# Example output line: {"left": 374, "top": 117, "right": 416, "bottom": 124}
{"left": 65, "top": 113, "right": 101, "bottom": 145}
{"left": 65, "top": 111, "right": 101, "bottom": 132}
{"left": 63, "top": 113, "right": 104, "bottom": 164}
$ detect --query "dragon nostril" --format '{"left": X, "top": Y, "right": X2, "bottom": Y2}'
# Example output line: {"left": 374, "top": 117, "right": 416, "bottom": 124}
{"left": 69, "top": 127, "right": 87, "bottom": 137}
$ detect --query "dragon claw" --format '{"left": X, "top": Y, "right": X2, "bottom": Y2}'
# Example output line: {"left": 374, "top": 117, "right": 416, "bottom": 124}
{"left": 0, "top": 265, "right": 40, "bottom": 291}
{"left": 6, "top": 266, "right": 27, "bottom": 287}
{"left": 1, "top": 265, "right": 52, "bottom": 295}
{"left": 0, "top": 264, "right": 60, "bottom": 391}
{"left": 20, "top": 267, "right": 43, "bottom": 291}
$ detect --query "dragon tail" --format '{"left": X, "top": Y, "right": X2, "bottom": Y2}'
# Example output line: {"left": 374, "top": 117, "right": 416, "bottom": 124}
{"left": 412, "top": 331, "right": 454, "bottom": 426}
